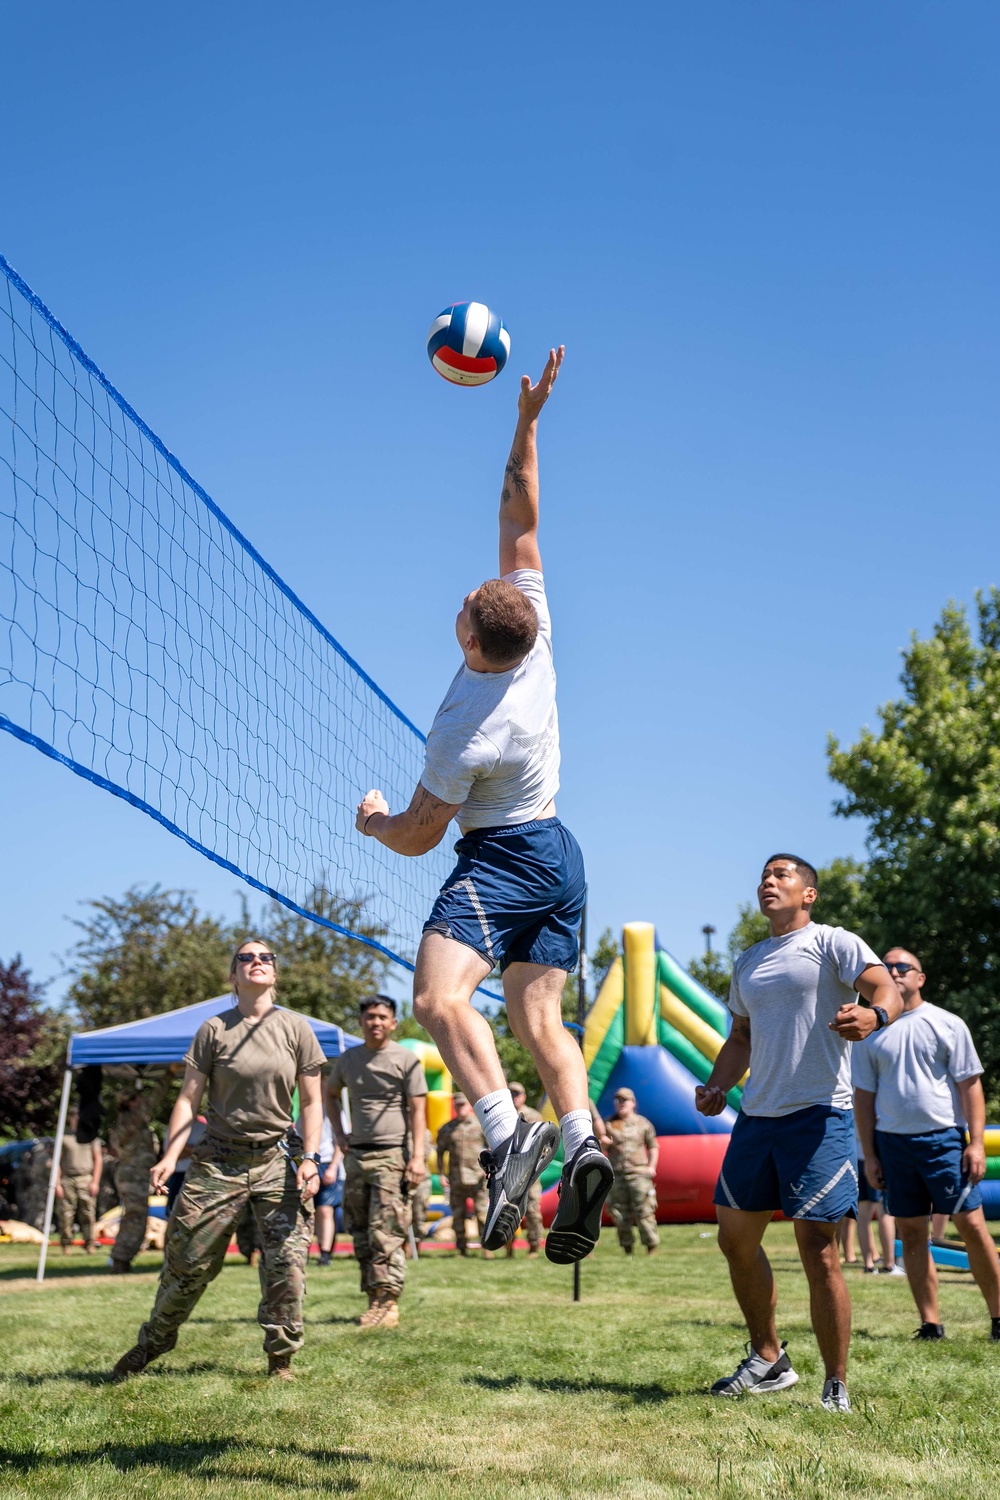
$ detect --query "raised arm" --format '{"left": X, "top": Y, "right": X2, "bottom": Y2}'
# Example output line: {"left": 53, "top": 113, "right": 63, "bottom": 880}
{"left": 498, "top": 346, "right": 564, "bottom": 576}
{"left": 356, "top": 782, "right": 463, "bottom": 856}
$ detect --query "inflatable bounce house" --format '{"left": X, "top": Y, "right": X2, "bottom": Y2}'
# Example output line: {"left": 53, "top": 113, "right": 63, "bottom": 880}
{"left": 541, "top": 922, "right": 743, "bottom": 1224}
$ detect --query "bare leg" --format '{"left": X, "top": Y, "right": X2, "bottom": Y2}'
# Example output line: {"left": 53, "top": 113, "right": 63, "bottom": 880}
{"left": 856, "top": 1202, "right": 877, "bottom": 1270}
{"left": 412, "top": 933, "right": 506, "bottom": 1101}
{"left": 931, "top": 1211, "right": 949, "bottom": 1246}
{"left": 794, "top": 1219, "right": 851, "bottom": 1381}
{"left": 838, "top": 1218, "right": 857, "bottom": 1264}
{"left": 878, "top": 1206, "right": 898, "bottom": 1269}
{"left": 716, "top": 1207, "right": 780, "bottom": 1362}
{"left": 502, "top": 962, "right": 588, "bottom": 1120}
{"left": 952, "top": 1208, "right": 1000, "bottom": 1317}
{"left": 316, "top": 1205, "right": 334, "bottom": 1254}
{"left": 897, "top": 1215, "right": 939, "bottom": 1323}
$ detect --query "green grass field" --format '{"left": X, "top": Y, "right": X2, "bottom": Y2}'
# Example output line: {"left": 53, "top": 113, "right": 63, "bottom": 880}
{"left": 1, "top": 1225, "right": 997, "bottom": 1499}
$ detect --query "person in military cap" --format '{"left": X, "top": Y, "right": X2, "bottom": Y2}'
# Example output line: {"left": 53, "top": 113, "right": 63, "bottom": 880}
{"left": 436, "top": 1093, "right": 492, "bottom": 1257}
{"left": 506, "top": 1083, "right": 543, "bottom": 1258}
{"left": 107, "top": 1077, "right": 173, "bottom": 1274}
{"left": 55, "top": 1108, "right": 102, "bottom": 1254}
{"left": 605, "top": 1087, "right": 660, "bottom": 1255}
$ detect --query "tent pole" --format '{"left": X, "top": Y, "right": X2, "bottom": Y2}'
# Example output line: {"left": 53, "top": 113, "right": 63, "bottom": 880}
{"left": 36, "top": 1064, "right": 73, "bottom": 1284}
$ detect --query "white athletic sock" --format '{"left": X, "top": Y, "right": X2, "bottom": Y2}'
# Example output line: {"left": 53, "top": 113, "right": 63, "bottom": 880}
{"left": 474, "top": 1089, "right": 520, "bottom": 1153}
{"left": 560, "top": 1109, "right": 592, "bottom": 1161}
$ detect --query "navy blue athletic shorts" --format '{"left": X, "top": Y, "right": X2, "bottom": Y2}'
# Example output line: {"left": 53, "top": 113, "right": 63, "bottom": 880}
{"left": 857, "top": 1158, "right": 882, "bottom": 1205}
{"left": 876, "top": 1126, "right": 983, "bottom": 1219}
{"left": 713, "top": 1105, "right": 858, "bottom": 1221}
{"left": 315, "top": 1167, "right": 343, "bottom": 1210}
{"left": 422, "top": 817, "right": 586, "bottom": 973}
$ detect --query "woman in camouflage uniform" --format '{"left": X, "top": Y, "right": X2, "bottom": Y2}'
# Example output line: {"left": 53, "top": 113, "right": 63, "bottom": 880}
{"left": 111, "top": 939, "right": 325, "bottom": 1382}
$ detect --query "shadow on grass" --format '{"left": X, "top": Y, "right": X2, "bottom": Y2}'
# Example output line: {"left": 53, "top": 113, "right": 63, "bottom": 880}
{"left": 0, "top": 1440, "right": 436, "bottom": 1490}
{"left": 467, "top": 1373, "right": 680, "bottom": 1403}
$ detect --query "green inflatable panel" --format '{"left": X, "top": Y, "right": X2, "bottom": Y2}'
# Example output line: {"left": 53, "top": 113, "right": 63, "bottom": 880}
{"left": 657, "top": 949, "right": 729, "bottom": 1037}
{"left": 657, "top": 1014, "right": 742, "bottom": 1113}
{"left": 588, "top": 1003, "right": 625, "bottom": 1101}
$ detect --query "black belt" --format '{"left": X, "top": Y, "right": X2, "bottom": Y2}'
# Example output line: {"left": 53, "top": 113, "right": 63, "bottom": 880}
{"left": 350, "top": 1142, "right": 405, "bottom": 1152}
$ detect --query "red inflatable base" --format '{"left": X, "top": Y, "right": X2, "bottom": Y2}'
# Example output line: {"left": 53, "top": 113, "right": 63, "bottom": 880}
{"left": 541, "top": 1134, "right": 730, "bottom": 1226}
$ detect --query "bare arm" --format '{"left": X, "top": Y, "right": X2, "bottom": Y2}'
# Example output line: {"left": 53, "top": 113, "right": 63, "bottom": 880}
{"left": 696, "top": 1016, "right": 751, "bottom": 1115}
{"left": 957, "top": 1075, "right": 988, "bottom": 1184}
{"left": 854, "top": 1087, "right": 883, "bottom": 1189}
{"left": 830, "top": 964, "right": 902, "bottom": 1039}
{"left": 324, "top": 1077, "right": 350, "bottom": 1154}
{"left": 89, "top": 1139, "right": 103, "bottom": 1198}
{"left": 296, "top": 1069, "right": 323, "bottom": 1201}
{"left": 356, "top": 782, "right": 463, "bottom": 857}
{"left": 150, "top": 1065, "right": 206, "bottom": 1192}
{"left": 498, "top": 347, "right": 564, "bottom": 576}
{"left": 406, "top": 1095, "right": 428, "bottom": 1184}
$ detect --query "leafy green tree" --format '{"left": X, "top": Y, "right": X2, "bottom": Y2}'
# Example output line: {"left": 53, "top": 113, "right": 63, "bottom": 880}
{"left": 243, "top": 886, "right": 390, "bottom": 1029}
{"left": 828, "top": 591, "right": 1000, "bottom": 1099}
{"left": 0, "top": 958, "right": 70, "bottom": 1138}
{"left": 66, "top": 887, "right": 235, "bottom": 1031}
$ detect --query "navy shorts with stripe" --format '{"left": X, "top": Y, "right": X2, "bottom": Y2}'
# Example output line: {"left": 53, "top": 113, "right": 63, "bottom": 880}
{"left": 713, "top": 1105, "right": 858, "bottom": 1221}
{"left": 876, "top": 1126, "right": 983, "bottom": 1219}
{"left": 422, "top": 817, "right": 586, "bottom": 973}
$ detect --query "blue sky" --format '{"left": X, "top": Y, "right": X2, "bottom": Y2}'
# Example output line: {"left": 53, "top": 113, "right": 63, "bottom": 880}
{"left": 2, "top": 3, "right": 998, "bottom": 1003}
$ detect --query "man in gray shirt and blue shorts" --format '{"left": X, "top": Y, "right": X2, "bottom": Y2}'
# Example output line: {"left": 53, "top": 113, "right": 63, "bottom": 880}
{"left": 854, "top": 946, "right": 1000, "bottom": 1342}
{"left": 355, "top": 348, "right": 612, "bottom": 1265}
{"left": 696, "top": 854, "right": 900, "bottom": 1412}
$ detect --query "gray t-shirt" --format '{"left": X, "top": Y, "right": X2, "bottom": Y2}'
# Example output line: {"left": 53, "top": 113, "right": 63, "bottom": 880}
{"left": 851, "top": 1001, "right": 983, "bottom": 1135}
{"left": 730, "top": 922, "right": 882, "bottom": 1117}
{"left": 421, "top": 570, "right": 560, "bottom": 829}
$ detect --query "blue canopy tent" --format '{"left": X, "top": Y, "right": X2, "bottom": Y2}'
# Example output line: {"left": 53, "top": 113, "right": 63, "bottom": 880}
{"left": 37, "top": 997, "right": 361, "bottom": 1281}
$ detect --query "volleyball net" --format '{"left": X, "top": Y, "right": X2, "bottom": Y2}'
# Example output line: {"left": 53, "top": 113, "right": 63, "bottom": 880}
{"left": 0, "top": 254, "right": 479, "bottom": 986}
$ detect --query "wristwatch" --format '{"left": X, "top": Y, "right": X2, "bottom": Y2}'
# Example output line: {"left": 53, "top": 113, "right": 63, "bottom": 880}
{"left": 871, "top": 1006, "right": 889, "bottom": 1031}
{"left": 302, "top": 1152, "right": 322, "bottom": 1165}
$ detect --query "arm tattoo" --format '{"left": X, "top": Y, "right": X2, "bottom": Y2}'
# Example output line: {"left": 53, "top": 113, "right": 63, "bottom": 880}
{"left": 409, "top": 785, "right": 448, "bottom": 826}
{"left": 731, "top": 1015, "right": 751, "bottom": 1042}
{"left": 502, "top": 450, "right": 527, "bottom": 504}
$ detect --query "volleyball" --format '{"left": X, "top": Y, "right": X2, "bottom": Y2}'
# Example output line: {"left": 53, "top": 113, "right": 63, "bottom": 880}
{"left": 426, "top": 302, "right": 510, "bottom": 386}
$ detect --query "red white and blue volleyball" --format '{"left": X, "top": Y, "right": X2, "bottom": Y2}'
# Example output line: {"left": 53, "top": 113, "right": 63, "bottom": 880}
{"left": 426, "top": 302, "right": 510, "bottom": 386}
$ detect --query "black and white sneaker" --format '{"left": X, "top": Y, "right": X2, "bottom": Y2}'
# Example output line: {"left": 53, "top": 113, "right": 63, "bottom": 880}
{"left": 914, "top": 1322, "right": 946, "bottom": 1340}
{"left": 480, "top": 1116, "right": 560, "bottom": 1252}
{"left": 544, "top": 1137, "right": 615, "bottom": 1265}
{"left": 821, "top": 1377, "right": 851, "bottom": 1413}
{"left": 711, "top": 1342, "right": 799, "bottom": 1397}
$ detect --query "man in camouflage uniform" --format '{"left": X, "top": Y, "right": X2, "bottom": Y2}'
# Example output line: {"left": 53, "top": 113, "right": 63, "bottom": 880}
{"left": 108, "top": 1080, "right": 172, "bottom": 1274}
{"left": 436, "top": 1093, "right": 492, "bottom": 1257}
{"left": 326, "top": 996, "right": 427, "bottom": 1329}
{"left": 507, "top": 1082, "right": 543, "bottom": 1257}
{"left": 605, "top": 1087, "right": 660, "bottom": 1255}
{"left": 55, "top": 1109, "right": 102, "bottom": 1253}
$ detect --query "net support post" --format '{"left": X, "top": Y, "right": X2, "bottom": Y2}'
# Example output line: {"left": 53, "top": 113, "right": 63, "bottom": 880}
{"left": 36, "top": 1063, "right": 73, "bottom": 1284}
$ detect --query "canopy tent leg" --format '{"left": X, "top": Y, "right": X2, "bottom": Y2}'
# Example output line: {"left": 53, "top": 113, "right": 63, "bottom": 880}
{"left": 36, "top": 1065, "right": 73, "bottom": 1284}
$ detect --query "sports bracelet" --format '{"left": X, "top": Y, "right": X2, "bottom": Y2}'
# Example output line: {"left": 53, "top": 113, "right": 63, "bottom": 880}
{"left": 363, "top": 812, "right": 380, "bottom": 835}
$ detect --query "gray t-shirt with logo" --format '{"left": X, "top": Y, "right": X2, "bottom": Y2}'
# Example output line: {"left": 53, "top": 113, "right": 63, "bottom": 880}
{"left": 730, "top": 922, "right": 882, "bottom": 1118}
{"left": 851, "top": 1000, "right": 983, "bottom": 1135}
{"left": 421, "top": 570, "right": 560, "bottom": 829}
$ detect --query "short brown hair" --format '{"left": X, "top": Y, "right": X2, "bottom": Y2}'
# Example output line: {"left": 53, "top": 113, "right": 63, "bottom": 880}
{"left": 470, "top": 580, "right": 538, "bottom": 666}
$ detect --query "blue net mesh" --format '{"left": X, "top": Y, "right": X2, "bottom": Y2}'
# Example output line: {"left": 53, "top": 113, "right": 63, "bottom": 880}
{"left": 0, "top": 254, "right": 485, "bottom": 988}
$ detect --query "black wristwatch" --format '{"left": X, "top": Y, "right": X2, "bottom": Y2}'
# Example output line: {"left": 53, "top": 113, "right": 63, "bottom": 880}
{"left": 871, "top": 1006, "right": 889, "bottom": 1031}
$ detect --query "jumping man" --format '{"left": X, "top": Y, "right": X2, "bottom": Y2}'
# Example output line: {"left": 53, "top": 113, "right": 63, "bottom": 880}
{"left": 355, "top": 348, "right": 612, "bottom": 1262}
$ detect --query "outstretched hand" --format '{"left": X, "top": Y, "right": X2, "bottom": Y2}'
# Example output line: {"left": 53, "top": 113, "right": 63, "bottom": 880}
{"left": 356, "top": 789, "right": 390, "bottom": 835}
{"left": 518, "top": 346, "right": 564, "bottom": 422}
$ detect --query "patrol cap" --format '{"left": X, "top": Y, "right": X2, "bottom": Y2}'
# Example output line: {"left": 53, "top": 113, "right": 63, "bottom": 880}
{"left": 452, "top": 1092, "right": 468, "bottom": 1106}
{"left": 614, "top": 1087, "right": 636, "bottom": 1101}
{"left": 507, "top": 1081, "right": 526, "bottom": 1094}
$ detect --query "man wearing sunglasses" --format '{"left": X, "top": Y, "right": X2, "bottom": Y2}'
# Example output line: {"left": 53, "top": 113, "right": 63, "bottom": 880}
{"left": 696, "top": 853, "right": 901, "bottom": 1412}
{"left": 853, "top": 949, "right": 1000, "bottom": 1343}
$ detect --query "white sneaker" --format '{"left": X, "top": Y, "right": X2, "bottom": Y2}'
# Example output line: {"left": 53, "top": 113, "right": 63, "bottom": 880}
{"left": 883, "top": 1265, "right": 906, "bottom": 1278}
{"left": 711, "top": 1342, "right": 799, "bottom": 1397}
{"left": 821, "top": 1377, "right": 851, "bottom": 1413}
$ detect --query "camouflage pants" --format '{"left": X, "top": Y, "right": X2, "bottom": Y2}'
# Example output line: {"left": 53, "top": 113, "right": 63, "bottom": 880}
{"left": 609, "top": 1173, "right": 660, "bottom": 1250}
{"left": 234, "top": 1201, "right": 261, "bottom": 1260}
{"left": 449, "top": 1180, "right": 488, "bottom": 1252}
{"left": 113, "top": 1161, "right": 153, "bottom": 1266}
{"left": 343, "top": 1147, "right": 410, "bottom": 1296}
{"left": 58, "top": 1176, "right": 96, "bottom": 1248}
{"left": 522, "top": 1180, "right": 543, "bottom": 1251}
{"left": 138, "top": 1142, "right": 312, "bottom": 1359}
{"left": 411, "top": 1175, "right": 432, "bottom": 1241}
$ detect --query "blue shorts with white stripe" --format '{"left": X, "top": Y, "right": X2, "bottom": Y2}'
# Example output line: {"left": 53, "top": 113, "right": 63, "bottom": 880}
{"left": 876, "top": 1126, "right": 982, "bottom": 1219}
{"left": 713, "top": 1105, "right": 857, "bottom": 1221}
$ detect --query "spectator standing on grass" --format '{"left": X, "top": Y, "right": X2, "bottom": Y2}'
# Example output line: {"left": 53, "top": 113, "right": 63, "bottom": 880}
{"left": 696, "top": 854, "right": 900, "bottom": 1413}
{"left": 507, "top": 1082, "right": 544, "bottom": 1257}
{"left": 107, "top": 1080, "right": 171, "bottom": 1274}
{"left": 437, "top": 1093, "right": 492, "bottom": 1258}
{"left": 309, "top": 1107, "right": 344, "bottom": 1266}
{"left": 854, "top": 947, "right": 1000, "bottom": 1343}
{"left": 605, "top": 1088, "right": 659, "bottom": 1256}
{"left": 55, "top": 1108, "right": 101, "bottom": 1255}
{"left": 325, "top": 995, "right": 427, "bottom": 1329}
{"left": 851, "top": 1121, "right": 902, "bottom": 1276}
{"left": 165, "top": 1114, "right": 206, "bottom": 1217}
{"left": 111, "top": 940, "right": 325, "bottom": 1383}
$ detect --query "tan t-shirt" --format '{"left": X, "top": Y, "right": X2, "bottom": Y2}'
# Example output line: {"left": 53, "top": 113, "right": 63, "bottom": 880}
{"left": 61, "top": 1132, "right": 99, "bottom": 1178}
{"left": 327, "top": 1040, "right": 427, "bottom": 1148}
{"left": 185, "top": 1006, "right": 325, "bottom": 1145}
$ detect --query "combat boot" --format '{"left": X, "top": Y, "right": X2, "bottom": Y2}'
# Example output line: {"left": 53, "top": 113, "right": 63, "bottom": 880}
{"left": 357, "top": 1290, "right": 383, "bottom": 1328}
{"left": 368, "top": 1291, "right": 399, "bottom": 1330}
{"left": 110, "top": 1343, "right": 164, "bottom": 1382}
{"left": 267, "top": 1354, "right": 295, "bottom": 1381}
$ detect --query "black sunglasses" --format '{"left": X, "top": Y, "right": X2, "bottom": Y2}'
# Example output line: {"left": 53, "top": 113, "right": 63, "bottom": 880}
{"left": 885, "top": 961, "right": 915, "bottom": 975}
{"left": 235, "top": 952, "right": 276, "bottom": 965}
